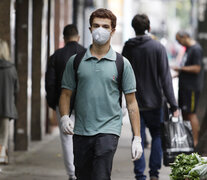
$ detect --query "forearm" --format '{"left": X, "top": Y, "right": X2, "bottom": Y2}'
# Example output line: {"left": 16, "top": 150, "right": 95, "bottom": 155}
{"left": 125, "top": 93, "right": 143, "bottom": 161}
{"left": 128, "top": 101, "right": 141, "bottom": 137}
{"left": 180, "top": 65, "right": 201, "bottom": 74}
{"left": 59, "top": 89, "right": 72, "bottom": 116}
{"left": 126, "top": 94, "right": 141, "bottom": 137}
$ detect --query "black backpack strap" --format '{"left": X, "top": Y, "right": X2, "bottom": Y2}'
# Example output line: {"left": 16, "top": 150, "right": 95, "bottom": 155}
{"left": 73, "top": 50, "right": 87, "bottom": 83}
{"left": 115, "top": 52, "right": 124, "bottom": 107}
{"left": 69, "top": 50, "right": 86, "bottom": 116}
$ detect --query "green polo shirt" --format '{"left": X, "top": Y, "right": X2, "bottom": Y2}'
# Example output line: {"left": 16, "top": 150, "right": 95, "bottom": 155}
{"left": 62, "top": 46, "right": 136, "bottom": 136}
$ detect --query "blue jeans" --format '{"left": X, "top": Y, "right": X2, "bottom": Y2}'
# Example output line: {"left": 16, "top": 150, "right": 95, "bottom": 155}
{"left": 134, "top": 108, "right": 163, "bottom": 180}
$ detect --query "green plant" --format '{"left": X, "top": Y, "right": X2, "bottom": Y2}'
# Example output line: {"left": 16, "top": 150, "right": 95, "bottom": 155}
{"left": 170, "top": 153, "right": 200, "bottom": 180}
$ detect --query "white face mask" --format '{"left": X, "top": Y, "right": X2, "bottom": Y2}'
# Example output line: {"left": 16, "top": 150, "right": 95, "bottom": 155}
{"left": 92, "top": 27, "right": 111, "bottom": 45}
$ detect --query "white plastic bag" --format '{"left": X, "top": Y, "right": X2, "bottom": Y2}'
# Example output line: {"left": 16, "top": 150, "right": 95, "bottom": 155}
{"left": 189, "top": 157, "right": 207, "bottom": 179}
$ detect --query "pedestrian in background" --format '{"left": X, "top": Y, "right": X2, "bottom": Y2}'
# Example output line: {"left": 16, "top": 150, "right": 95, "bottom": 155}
{"left": 45, "top": 24, "right": 85, "bottom": 180}
{"left": 122, "top": 14, "right": 179, "bottom": 180}
{"left": 0, "top": 39, "right": 19, "bottom": 164}
{"left": 172, "top": 30, "right": 204, "bottom": 147}
{"left": 59, "top": 8, "right": 143, "bottom": 180}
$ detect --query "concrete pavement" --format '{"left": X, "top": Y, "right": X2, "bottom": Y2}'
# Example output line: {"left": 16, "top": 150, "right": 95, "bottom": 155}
{"left": 112, "top": 121, "right": 171, "bottom": 180}
{"left": 0, "top": 121, "right": 171, "bottom": 180}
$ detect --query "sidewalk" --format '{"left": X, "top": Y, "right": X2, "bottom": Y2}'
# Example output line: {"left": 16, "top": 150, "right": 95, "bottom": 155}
{"left": 0, "top": 122, "right": 171, "bottom": 180}
{"left": 112, "top": 121, "right": 171, "bottom": 180}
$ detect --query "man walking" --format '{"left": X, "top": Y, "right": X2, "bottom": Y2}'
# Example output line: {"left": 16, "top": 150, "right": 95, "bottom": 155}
{"left": 122, "top": 14, "right": 179, "bottom": 180}
{"left": 172, "top": 30, "right": 204, "bottom": 147}
{"left": 45, "top": 24, "right": 86, "bottom": 180}
{"left": 59, "top": 8, "right": 143, "bottom": 180}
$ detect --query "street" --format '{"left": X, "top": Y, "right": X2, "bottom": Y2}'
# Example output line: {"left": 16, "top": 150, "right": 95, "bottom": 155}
{"left": 0, "top": 121, "right": 171, "bottom": 180}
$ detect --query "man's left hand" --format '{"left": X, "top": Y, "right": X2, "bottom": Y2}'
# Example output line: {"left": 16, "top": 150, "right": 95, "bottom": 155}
{"left": 132, "top": 136, "right": 143, "bottom": 161}
{"left": 171, "top": 66, "right": 181, "bottom": 72}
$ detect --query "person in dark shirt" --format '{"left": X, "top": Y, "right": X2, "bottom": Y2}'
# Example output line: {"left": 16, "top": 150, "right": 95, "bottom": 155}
{"left": 45, "top": 24, "right": 86, "bottom": 180}
{"left": 172, "top": 30, "right": 204, "bottom": 147}
{"left": 0, "top": 39, "right": 19, "bottom": 164}
{"left": 122, "top": 14, "right": 179, "bottom": 180}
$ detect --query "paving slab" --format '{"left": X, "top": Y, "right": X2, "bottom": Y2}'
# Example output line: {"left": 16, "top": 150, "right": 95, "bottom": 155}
{"left": 0, "top": 122, "right": 172, "bottom": 180}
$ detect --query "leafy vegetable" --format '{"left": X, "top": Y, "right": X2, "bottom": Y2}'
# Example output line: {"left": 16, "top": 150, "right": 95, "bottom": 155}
{"left": 189, "top": 161, "right": 207, "bottom": 179}
{"left": 170, "top": 153, "right": 200, "bottom": 180}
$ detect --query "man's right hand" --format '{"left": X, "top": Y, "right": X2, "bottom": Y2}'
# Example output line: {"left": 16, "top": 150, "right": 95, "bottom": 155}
{"left": 173, "top": 109, "right": 180, "bottom": 117}
{"left": 60, "top": 115, "right": 74, "bottom": 135}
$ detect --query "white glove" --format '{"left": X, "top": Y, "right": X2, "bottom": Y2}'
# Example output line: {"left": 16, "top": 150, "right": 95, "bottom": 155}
{"left": 132, "top": 136, "right": 143, "bottom": 161}
{"left": 60, "top": 115, "right": 74, "bottom": 135}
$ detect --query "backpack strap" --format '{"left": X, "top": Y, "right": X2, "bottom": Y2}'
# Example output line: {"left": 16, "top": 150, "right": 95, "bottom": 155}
{"left": 73, "top": 49, "right": 87, "bottom": 83}
{"left": 115, "top": 52, "right": 124, "bottom": 107}
{"left": 69, "top": 50, "right": 86, "bottom": 116}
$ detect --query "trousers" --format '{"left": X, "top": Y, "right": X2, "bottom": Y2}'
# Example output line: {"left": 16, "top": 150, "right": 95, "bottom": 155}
{"left": 134, "top": 108, "right": 163, "bottom": 180}
{"left": 56, "top": 107, "right": 75, "bottom": 177}
{"left": 73, "top": 133, "right": 119, "bottom": 180}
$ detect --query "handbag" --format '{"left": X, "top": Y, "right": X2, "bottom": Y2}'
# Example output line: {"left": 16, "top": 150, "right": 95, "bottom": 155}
{"left": 161, "top": 112, "right": 194, "bottom": 166}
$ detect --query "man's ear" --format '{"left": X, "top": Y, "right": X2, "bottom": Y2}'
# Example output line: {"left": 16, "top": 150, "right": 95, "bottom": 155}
{"left": 111, "top": 28, "right": 116, "bottom": 36}
{"left": 77, "top": 35, "right": 80, "bottom": 42}
{"left": 89, "top": 27, "right": 92, "bottom": 33}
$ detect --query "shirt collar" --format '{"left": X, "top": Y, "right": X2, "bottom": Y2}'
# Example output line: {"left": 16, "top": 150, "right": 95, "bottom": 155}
{"left": 83, "top": 45, "right": 116, "bottom": 61}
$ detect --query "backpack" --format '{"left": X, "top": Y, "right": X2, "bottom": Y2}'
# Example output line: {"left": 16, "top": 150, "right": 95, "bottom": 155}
{"left": 69, "top": 50, "right": 124, "bottom": 116}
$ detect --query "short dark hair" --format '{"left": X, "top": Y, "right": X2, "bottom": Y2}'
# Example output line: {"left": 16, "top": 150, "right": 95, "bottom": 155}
{"left": 63, "top": 24, "right": 78, "bottom": 39}
{"left": 176, "top": 30, "right": 191, "bottom": 38}
{"left": 131, "top": 14, "right": 150, "bottom": 35}
{"left": 89, "top": 8, "right": 117, "bottom": 29}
